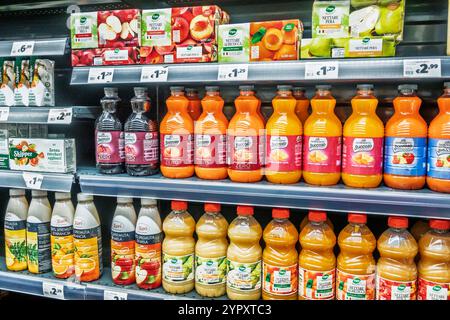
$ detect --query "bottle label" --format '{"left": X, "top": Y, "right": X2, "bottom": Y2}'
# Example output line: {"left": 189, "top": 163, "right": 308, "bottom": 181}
{"left": 384, "top": 137, "right": 427, "bottom": 176}
{"left": 51, "top": 219, "right": 75, "bottom": 279}
{"left": 303, "top": 136, "right": 342, "bottom": 173}
{"left": 265, "top": 135, "right": 302, "bottom": 172}
{"left": 227, "top": 259, "right": 262, "bottom": 291}
{"left": 95, "top": 130, "right": 125, "bottom": 164}
{"left": 376, "top": 276, "right": 417, "bottom": 300}
{"left": 195, "top": 255, "right": 227, "bottom": 285}
{"left": 125, "top": 132, "right": 159, "bottom": 165}
{"left": 73, "top": 225, "right": 103, "bottom": 282}
{"left": 163, "top": 253, "right": 194, "bottom": 283}
{"left": 298, "top": 267, "right": 335, "bottom": 300}
{"left": 160, "top": 133, "right": 194, "bottom": 167}
{"left": 336, "top": 270, "right": 375, "bottom": 300}
{"left": 263, "top": 262, "right": 298, "bottom": 296}
{"left": 427, "top": 138, "right": 450, "bottom": 179}
{"left": 26, "top": 222, "right": 52, "bottom": 273}
{"left": 4, "top": 213, "right": 27, "bottom": 271}
{"left": 228, "top": 134, "right": 264, "bottom": 170}
{"left": 135, "top": 231, "right": 163, "bottom": 289}
{"left": 194, "top": 134, "right": 227, "bottom": 168}
{"left": 418, "top": 278, "right": 450, "bottom": 300}
{"left": 342, "top": 137, "right": 383, "bottom": 175}
{"left": 111, "top": 230, "right": 136, "bottom": 285}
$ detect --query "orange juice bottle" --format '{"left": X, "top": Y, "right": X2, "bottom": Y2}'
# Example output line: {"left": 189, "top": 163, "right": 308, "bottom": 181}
{"left": 376, "top": 216, "right": 418, "bottom": 300}
{"left": 417, "top": 219, "right": 450, "bottom": 300}
{"left": 298, "top": 211, "right": 336, "bottom": 300}
{"left": 186, "top": 88, "right": 202, "bottom": 121}
{"left": 337, "top": 213, "right": 376, "bottom": 300}
{"left": 427, "top": 82, "right": 450, "bottom": 193}
{"left": 411, "top": 220, "right": 430, "bottom": 242}
{"left": 342, "top": 84, "right": 384, "bottom": 188}
{"left": 300, "top": 215, "right": 334, "bottom": 231}
{"left": 194, "top": 86, "right": 228, "bottom": 180}
{"left": 160, "top": 86, "right": 194, "bottom": 179}
{"left": 242, "top": 85, "right": 265, "bottom": 125}
{"left": 227, "top": 87, "right": 265, "bottom": 183}
{"left": 265, "top": 85, "right": 302, "bottom": 184}
{"left": 293, "top": 87, "right": 310, "bottom": 125}
{"left": 303, "top": 85, "right": 342, "bottom": 186}
{"left": 262, "top": 208, "right": 299, "bottom": 300}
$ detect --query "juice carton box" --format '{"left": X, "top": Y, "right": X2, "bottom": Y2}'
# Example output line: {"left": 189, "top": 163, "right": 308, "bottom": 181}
{"left": 0, "top": 59, "right": 15, "bottom": 107}
{"left": 70, "top": 12, "right": 98, "bottom": 49}
{"left": 98, "top": 9, "right": 141, "bottom": 48}
{"left": 14, "top": 58, "right": 31, "bottom": 106}
{"left": 312, "top": 0, "right": 350, "bottom": 38}
{"left": 71, "top": 47, "right": 139, "bottom": 66}
{"left": 29, "top": 59, "right": 55, "bottom": 107}
{"left": 0, "top": 125, "right": 9, "bottom": 169}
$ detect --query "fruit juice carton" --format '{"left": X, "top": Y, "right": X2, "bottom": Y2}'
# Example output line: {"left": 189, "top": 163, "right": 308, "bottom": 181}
{"left": 0, "top": 126, "right": 9, "bottom": 169}
{"left": 98, "top": 9, "right": 141, "bottom": 48}
{"left": 344, "top": 37, "right": 396, "bottom": 57}
{"left": 0, "top": 59, "right": 16, "bottom": 106}
{"left": 300, "top": 38, "right": 347, "bottom": 59}
{"left": 29, "top": 59, "right": 55, "bottom": 107}
{"left": 312, "top": 0, "right": 350, "bottom": 38}
{"left": 218, "top": 23, "right": 250, "bottom": 63}
{"left": 14, "top": 58, "right": 31, "bottom": 106}
{"left": 71, "top": 47, "right": 140, "bottom": 66}
{"left": 70, "top": 12, "right": 99, "bottom": 49}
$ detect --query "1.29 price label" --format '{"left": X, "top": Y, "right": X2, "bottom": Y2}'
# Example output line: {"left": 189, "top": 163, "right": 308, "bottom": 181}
{"left": 404, "top": 59, "right": 441, "bottom": 78}
{"left": 218, "top": 64, "right": 249, "bottom": 81}
{"left": 88, "top": 68, "right": 115, "bottom": 83}
{"left": 305, "top": 61, "right": 339, "bottom": 79}
{"left": 140, "top": 66, "right": 169, "bottom": 82}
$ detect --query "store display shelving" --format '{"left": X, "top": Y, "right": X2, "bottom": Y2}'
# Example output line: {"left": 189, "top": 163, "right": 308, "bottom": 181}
{"left": 0, "top": 106, "right": 101, "bottom": 124}
{"left": 0, "top": 37, "right": 67, "bottom": 57}
{"left": 0, "top": 170, "right": 74, "bottom": 192}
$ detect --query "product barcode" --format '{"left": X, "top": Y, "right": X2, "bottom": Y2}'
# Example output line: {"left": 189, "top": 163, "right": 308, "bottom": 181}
{"left": 405, "top": 71, "right": 414, "bottom": 75}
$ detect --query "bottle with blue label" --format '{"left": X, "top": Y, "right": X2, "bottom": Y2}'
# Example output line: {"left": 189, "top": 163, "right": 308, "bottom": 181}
{"left": 384, "top": 84, "right": 427, "bottom": 190}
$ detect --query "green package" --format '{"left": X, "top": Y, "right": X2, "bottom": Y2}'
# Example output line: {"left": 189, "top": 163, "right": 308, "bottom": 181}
{"left": 312, "top": 0, "right": 350, "bottom": 38}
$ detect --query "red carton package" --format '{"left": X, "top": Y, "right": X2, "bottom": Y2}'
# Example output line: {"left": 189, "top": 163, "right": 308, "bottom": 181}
{"left": 98, "top": 9, "right": 141, "bottom": 48}
{"left": 71, "top": 47, "right": 139, "bottom": 66}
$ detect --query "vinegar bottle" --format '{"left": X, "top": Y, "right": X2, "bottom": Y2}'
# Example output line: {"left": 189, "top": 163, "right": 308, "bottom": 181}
{"left": 292, "top": 87, "right": 310, "bottom": 125}
{"left": 186, "top": 88, "right": 202, "bottom": 121}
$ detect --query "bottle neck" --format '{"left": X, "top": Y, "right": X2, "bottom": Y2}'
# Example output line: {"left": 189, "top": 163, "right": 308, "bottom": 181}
{"left": 438, "top": 91, "right": 450, "bottom": 113}
{"left": 311, "top": 91, "right": 335, "bottom": 114}
{"left": 394, "top": 94, "right": 421, "bottom": 115}
{"left": 240, "top": 90, "right": 255, "bottom": 97}
{"left": 352, "top": 92, "right": 378, "bottom": 115}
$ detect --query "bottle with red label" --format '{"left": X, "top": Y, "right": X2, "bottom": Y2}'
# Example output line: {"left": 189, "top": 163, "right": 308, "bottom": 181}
{"left": 95, "top": 87, "right": 125, "bottom": 174}
{"left": 186, "top": 88, "right": 202, "bottom": 121}
{"left": 376, "top": 216, "right": 418, "bottom": 300}
{"left": 124, "top": 87, "right": 159, "bottom": 176}
{"left": 418, "top": 219, "right": 450, "bottom": 300}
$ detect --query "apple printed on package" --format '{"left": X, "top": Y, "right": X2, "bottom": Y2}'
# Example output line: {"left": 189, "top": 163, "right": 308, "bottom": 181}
{"left": 98, "top": 10, "right": 141, "bottom": 48}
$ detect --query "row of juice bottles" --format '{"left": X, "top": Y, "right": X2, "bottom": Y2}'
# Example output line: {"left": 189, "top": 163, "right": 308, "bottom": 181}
{"left": 95, "top": 83, "right": 450, "bottom": 193}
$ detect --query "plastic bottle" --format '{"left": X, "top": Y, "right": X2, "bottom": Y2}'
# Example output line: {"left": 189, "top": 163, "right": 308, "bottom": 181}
{"left": 26, "top": 190, "right": 52, "bottom": 274}
{"left": 411, "top": 220, "right": 430, "bottom": 242}
{"left": 162, "top": 201, "right": 196, "bottom": 294}
{"left": 265, "top": 85, "right": 303, "bottom": 184}
{"left": 73, "top": 193, "right": 102, "bottom": 282}
{"left": 50, "top": 192, "right": 75, "bottom": 279}
{"left": 227, "top": 205, "right": 262, "bottom": 300}
{"left": 293, "top": 87, "right": 310, "bottom": 125}
{"left": 303, "top": 85, "right": 342, "bottom": 186}
{"left": 342, "top": 84, "right": 384, "bottom": 188}
{"left": 95, "top": 87, "right": 124, "bottom": 174}
{"left": 194, "top": 86, "right": 228, "bottom": 180}
{"left": 336, "top": 213, "right": 376, "bottom": 300}
{"left": 111, "top": 197, "right": 137, "bottom": 285}
{"left": 262, "top": 208, "right": 299, "bottom": 300}
{"left": 160, "top": 87, "right": 194, "bottom": 179}
{"left": 4, "top": 189, "right": 28, "bottom": 271}
{"left": 417, "top": 219, "right": 450, "bottom": 300}
{"left": 300, "top": 215, "right": 334, "bottom": 231}
{"left": 376, "top": 216, "right": 418, "bottom": 300}
{"left": 298, "top": 211, "right": 336, "bottom": 300}
{"left": 186, "top": 88, "right": 202, "bottom": 121}
{"left": 195, "top": 203, "right": 229, "bottom": 297}
{"left": 124, "top": 87, "right": 159, "bottom": 176}
{"left": 135, "top": 198, "right": 163, "bottom": 289}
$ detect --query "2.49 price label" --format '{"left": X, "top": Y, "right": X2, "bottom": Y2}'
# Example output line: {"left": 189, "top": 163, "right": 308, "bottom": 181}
{"left": 404, "top": 59, "right": 441, "bottom": 78}
{"left": 47, "top": 108, "right": 73, "bottom": 124}
{"left": 305, "top": 61, "right": 339, "bottom": 79}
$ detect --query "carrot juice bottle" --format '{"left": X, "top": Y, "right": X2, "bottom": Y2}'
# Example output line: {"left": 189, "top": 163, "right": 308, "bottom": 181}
{"left": 246, "top": 85, "right": 265, "bottom": 125}
{"left": 342, "top": 84, "right": 384, "bottom": 188}
{"left": 384, "top": 85, "right": 427, "bottom": 190}
{"left": 303, "top": 85, "right": 342, "bottom": 186}
{"left": 186, "top": 88, "right": 202, "bottom": 121}
{"left": 265, "top": 85, "right": 302, "bottom": 184}
{"left": 194, "top": 86, "right": 228, "bottom": 180}
{"left": 160, "top": 86, "right": 194, "bottom": 179}
{"left": 427, "top": 82, "right": 450, "bottom": 193}
{"left": 293, "top": 87, "right": 310, "bottom": 125}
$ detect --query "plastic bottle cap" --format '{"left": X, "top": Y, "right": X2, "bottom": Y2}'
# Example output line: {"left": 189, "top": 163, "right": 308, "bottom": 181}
{"left": 293, "top": 87, "right": 306, "bottom": 92}
{"left": 272, "top": 208, "right": 290, "bottom": 219}
{"left": 104, "top": 87, "right": 118, "bottom": 97}
{"left": 141, "top": 198, "right": 157, "bottom": 206}
{"left": 133, "top": 87, "right": 147, "bottom": 96}
{"left": 398, "top": 84, "right": 418, "bottom": 91}
{"left": 185, "top": 88, "right": 198, "bottom": 94}
{"left": 239, "top": 85, "right": 255, "bottom": 91}
{"left": 32, "top": 190, "right": 47, "bottom": 197}
{"left": 277, "top": 85, "right": 292, "bottom": 91}
{"left": 429, "top": 219, "right": 450, "bottom": 231}
{"left": 237, "top": 205, "right": 254, "bottom": 216}
{"left": 316, "top": 85, "right": 331, "bottom": 90}
{"left": 205, "top": 203, "right": 221, "bottom": 212}
{"left": 205, "top": 86, "right": 219, "bottom": 92}
{"left": 357, "top": 84, "right": 374, "bottom": 90}
{"left": 9, "top": 189, "right": 25, "bottom": 196}
{"left": 77, "top": 193, "right": 93, "bottom": 202}
{"left": 348, "top": 213, "right": 367, "bottom": 224}
{"left": 55, "top": 192, "right": 71, "bottom": 200}
{"left": 117, "top": 197, "right": 133, "bottom": 204}
{"left": 171, "top": 200, "right": 187, "bottom": 211}
{"left": 170, "top": 86, "right": 184, "bottom": 92}
{"left": 308, "top": 210, "right": 327, "bottom": 222}
{"left": 388, "top": 216, "right": 408, "bottom": 228}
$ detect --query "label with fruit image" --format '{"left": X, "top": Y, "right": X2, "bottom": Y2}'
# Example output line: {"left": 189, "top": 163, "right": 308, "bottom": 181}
{"left": 71, "top": 12, "right": 98, "bottom": 49}
{"left": 298, "top": 267, "right": 335, "bottom": 300}
{"left": 384, "top": 137, "right": 426, "bottom": 176}
{"left": 227, "top": 260, "right": 261, "bottom": 291}
{"left": 265, "top": 135, "right": 302, "bottom": 172}
{"left": 376, "top": 276, "right": 416, "bottom": 300}
{"left": 303, "top": 136, "right": 341, "bottom": 173}
{"left": 418, "top": 278, "right": 449, "bottom": 300}
{"left": 135, "top": 232, "right": 163, "bottom": 289}
{"left": 195, "top": 255, "right": 227, "bottom": 285}
{"left": 163, "top": 253, "right": 194, "bottom": 283}
{"left": 73, "top": 225, "right": 102, "bottom": 282}
{"left": 26, "top": 221, "right": 51, "bottom": 274}
{"left": 51, "top": 218, "right": 74, "bottom": 279}
{"left": 111, "top": 222, "right": 136, "bottom": 285}
{"left": 194, "top": 133, "right": 227, "bottom": 168}
{"left": 263, "top": 262, "right": 298, "bottom": 296}
{"left": 228, "top": 134, "right": 264, "bottom": 170}
{"left": 125, "top": 131, "right": 159, "bottom": 165}
{"left": 427, "top": 138, "right": 450, "bottom": 179}
{"left": 95, "top": 130, "right": 125, "bottom": 164}
{"left": 141, "top": 9, "right": 172, "bottom": 46}
{"left": 160, "top": 133, "right": 194, "bottom": 167}
{"left": 9, "top": 140, "right": 45, "bottom": 168}
{"left": 4, "top": 213, "right": 27, "bottom": 271}
{"left": 336, "top": 270, "right": 375, "bottom": 300}
{"left": 342, "top": 137, "right": 383, "bottom": 175}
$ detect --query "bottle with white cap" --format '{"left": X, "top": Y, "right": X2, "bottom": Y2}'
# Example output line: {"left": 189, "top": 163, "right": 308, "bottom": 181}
{"left": 26, "top": 190, "right": 52, "bottom": 274}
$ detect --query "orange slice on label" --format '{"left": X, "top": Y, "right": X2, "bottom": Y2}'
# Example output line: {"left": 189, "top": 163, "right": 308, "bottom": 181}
{"left": 53, "top": 264, "right": 69, "bottom": 275}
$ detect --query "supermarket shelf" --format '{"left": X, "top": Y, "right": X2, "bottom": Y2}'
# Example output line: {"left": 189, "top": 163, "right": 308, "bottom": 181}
{"left": 0, "top": 37, "right": 67, "bottom": 57}
{"left": 0, "top": 170, "right": 74, "bottom": 192}
{"left": 0, "top": 106, "right": 101, "bottom": 124}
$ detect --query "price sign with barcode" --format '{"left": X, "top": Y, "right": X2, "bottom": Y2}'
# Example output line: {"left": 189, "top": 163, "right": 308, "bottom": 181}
{"left": 218, "top": 64, "right": 248, "bottom": 81}
{"left": 404, "top": 59, "right": 441, "bottom": 78}
{"left": 22, "top": 172, "right": 44, "bottom": 189}
{"left": 47, "top": 108, "right": 73, "bottom": 124}
{"left": 104, "top": 290, "right": 128, "bottom": 300}
{"left": 140, "top": 66, "right": 169, "bottom": 82}
{"left": 0, "top": 107, "right": 10, "bottom": 121}
{"left": 305, "top": 61, "right": 339, "bottom": 79}
{"left": 11, "top": 41, "right": 35, "bottom": 56}
{"left": 42, "top": 281, "right": 65, "bottom": 300}
{"left": 88, "top": 68, "right": 115, "bottom": 83}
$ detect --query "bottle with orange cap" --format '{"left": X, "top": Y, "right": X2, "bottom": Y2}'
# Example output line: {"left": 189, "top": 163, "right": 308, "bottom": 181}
{"left": 376, "top": 216, "right": 418, "bottom": 300}
{"left": 226, "top": 205, "right": 262, "bottom": 300}
{"left": 262, "top": 208, "right": 299, "bottom": 300}
{"left": 298, "top": 211, "right": 336, "bottom": 300}
{"left": 336, "top": 213, "right": 376, "bottom": 300}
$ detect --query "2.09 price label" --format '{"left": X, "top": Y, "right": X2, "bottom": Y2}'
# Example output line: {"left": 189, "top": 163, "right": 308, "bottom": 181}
{"left": 47, "top": 108, "right": 73, "bottom": 124}
{"left": 403, "top": 59, "right": 441, "bottom": 78}
{"left": 42, "top": 281, "right": 65, "bottom": 300}
{"left": 305, "top": 61, "right": 339, "bottom": 80}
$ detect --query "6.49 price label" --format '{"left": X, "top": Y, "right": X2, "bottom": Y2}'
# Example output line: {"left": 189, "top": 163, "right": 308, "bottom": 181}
{"left": 305, "top": 61, "right": 339, "bottom": 79}
{"left": 11, "top": 41, "right": 35, "bottom": 56}
{"left": 404, "top": 59, "right": 441, "bottom": 78}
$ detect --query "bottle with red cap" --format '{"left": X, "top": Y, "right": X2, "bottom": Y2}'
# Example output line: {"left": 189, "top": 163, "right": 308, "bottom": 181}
{"left": 417, "top": 219, "right": 450, "bottom": 300}
{"left": 262, "top": 208, "right": 299, "bottom": 300}
{"left": 376, "top": 216, "right": 418, "bottom": 300}
{"left": 195, "top": 203, "right": 229, "bottom": 297}
{"left": 336, "top": 213, "right": 376, "bottom": 300}
{"left": 298, "top": 211, "right": 336, "bottom": 300}
{"left": 162, "top": 201, "right": 196, "bottom": 294}
{"left": 226, "top": 205, "right": 262, "bottom": 300}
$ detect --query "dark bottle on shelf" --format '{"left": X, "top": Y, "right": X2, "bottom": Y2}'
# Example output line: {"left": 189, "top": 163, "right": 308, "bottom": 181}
{"left": 125, "top": 87, "right": 159, "bottom": 176}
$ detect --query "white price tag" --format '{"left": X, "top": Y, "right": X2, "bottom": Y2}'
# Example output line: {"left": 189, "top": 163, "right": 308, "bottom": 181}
{"left": 47, "top": 108, "right": 73, "bottom": 124}
{"left": 104, "top": 290, "right": 128, "bottom": 300}
{"left": 0, "top": 107, "right": 10, "bottom": 121}
{"left": 140, "top": 66, "right": 169, "bottom": 82}
{"left": 11, "top": 41, "right": 35, "bottom": 56}
{"left": 88, "top": 68, "right": 115, "bottom": 83}
{"left": 305, "top": 61, "right": 339, "bottom": 79}
{"left": 42, "top": 281, "right": 65, "bottom": 300}
{"left": 403, "top": 59, "right": 441, "bottom": 78}
{"left": 218, "top": 64, "right": 248, "bottom": 81}
{"left": 22, "top": 172, "right": 44, "bottom": 189}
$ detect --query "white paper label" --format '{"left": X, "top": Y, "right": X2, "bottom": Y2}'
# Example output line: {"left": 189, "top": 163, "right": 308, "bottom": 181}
{"left": 88, "top": 68, "right": 114, "bottom": 83}
{"left": 218, "top": 64, "right": 248, "bottom": 81}
{"left": 22, "top": 172, "right": 44, "bottom": 189}
{"left": 11, "top": 41, "right": 35, "bottom": 56}
{"left": 0, "top": 107, "right": 10, "bottom": 121}
{"left": 404, "top": 59, "right": 441, "bottom": 78}
{"left": 140, "top": 66, "right": 168, "bottom": 82}
{"left": 305, "top": 61, "right": 339, "bottom": 79}
{"left": 104, "top": 290, "right": 128, "bottom": 300}
{"left": 42, "top": 281, "right": 64, "bottom": 300}
{"left": 47, "top": 108, "right": 73, "bottom": 124}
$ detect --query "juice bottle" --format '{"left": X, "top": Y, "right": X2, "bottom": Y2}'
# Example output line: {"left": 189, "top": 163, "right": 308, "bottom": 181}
{"left": 303, "top": 85, "right": 342, "bottom": 186}
{"left": 262, "top": 208, "right": 299, "bottom": 300}
{"left": 95, "top": 87, "right": 125, "bottom": 174}
{"left": 227, "top": 206, "right": 262, "bottom": 300}
{"left": 186, "top": 88, "right": 202, "bottom": 121}
{"left": 135, "top": 198, "right": 162, "bottom": 290}
{"left": 342, "top": 84, "right": 384, "bottom": 188}
{"left": 227, "top": 87, "right": 265, "bottom": 183}
{"left": 124, "top": 87, "right": 159, "bottom": 176}
{"left": 293, "top": 87, "right": 310, "bottom": 125}
{"left": 411, "top": 220, "right": 430, "bottom": 242}
{"left": 26, "top": 190, "right": 52, "bottom": 274}
{"left": 427, "top": 82, "right": 450, "bottom": 193}
{"left": 336, "top": 213, "right": 376, "bottom": 300}
{"left": 50, "top": 192, "right": 75, "bottom": 279}
{"left": 376, "top": 216, "right": 418, "bottom": 300}
{"left": 194, "top": 86, "right": 228, "bottom": 180}
{"left": 298, "top": 211, "right": 336, "bottom": 300}
{"left": 195, "top": 203, "right": 228, "bottom": 297}
{"left": 160, "top": 87, "right": 194, "bottom": 179}
{"left": 265, "top": 85, "right": 302, "bottom": 184}
{"left": 300, "top": 215, "right": 334, "bottom": 231}
{"left": 417, "top": 219, "right": 450, "bottom": 300}
{"left": 240, "top": 85, "right": 266, "bottom": 124}
{"left": 4, "top": 189, "right": 28, "bottom": 271}
{"left": 384, "top": 85, "right": 427, "bottom": 190}
{"left": 111, "top": 197, "right": 137, "bottom": 285}
{"left": 73, "top": 193, "right": 102, "bottom": 282}
{"left": 162, "top": 201, "right": 195, "bottom": 294}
